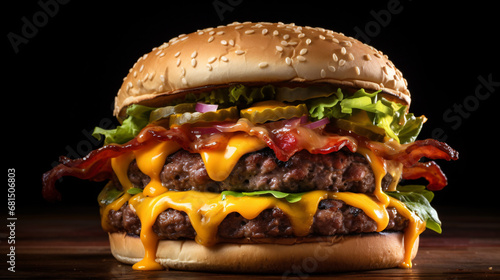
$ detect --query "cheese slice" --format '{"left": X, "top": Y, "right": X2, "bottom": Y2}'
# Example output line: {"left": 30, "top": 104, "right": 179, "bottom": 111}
{"left": 200, "top": 133, "right": 266, "bottom": 181}
{"left": 134, "top": 141, "right": 181, "bottom": 197}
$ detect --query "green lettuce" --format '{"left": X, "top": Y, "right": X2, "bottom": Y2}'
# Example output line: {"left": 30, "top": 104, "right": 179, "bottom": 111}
{"left": 221, "top": 190, "right": 304, "bottom": 203}
{"left": 92, "top": 104, "right": 155, "bottom": 145}
{"left": 387, "top": 185, "right": 442, "bottom": 234}
{"left": 308, "top": 89, "right": 425, "bottom": 144}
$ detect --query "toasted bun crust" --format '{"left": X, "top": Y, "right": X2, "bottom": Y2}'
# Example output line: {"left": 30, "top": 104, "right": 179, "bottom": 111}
{"left": 114, "top": 22, "right": 410, "bottom": 121}
{"left": 109, "top": 232, "right": 418, "bottom": 273}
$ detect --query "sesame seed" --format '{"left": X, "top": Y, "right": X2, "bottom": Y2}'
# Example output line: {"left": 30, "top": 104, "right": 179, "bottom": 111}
{"left": 208, "top": 56, "right": 217, "bottom": 63}
{"left": 221, "top": 56, "right": 229, "bottom": 62}
{"left": 176, "top": 58, "right": 181, "bottom": 67}
{"left": 158, "top": 52, "right": 165, "bottom": 57}
{"left": 341, "top": 40, "right": 353, "bottom": 47}
{"left": 235, "top": 50, "right": 246, "bottom": 55}
{"left": 354, "top": 66, "right": 361, "bottom": 75}
{"left": 221, "top": 40, "right": 228, "bottom": 46}
{"left": 127, "top": 82, "right": 133, "bottom": 88}
{"left": 198, "top": 31, "right": 204, "bottom": 35}
{"left": 206, "top": 64, "right": 213, "bottom": 71}
{"left": 382, "top": 66, "right": 389, "bottom": 75}
{"left": 287, "top": 41, "right": 298, "bottom": 46}
{"left": 160, "top": 75, "right": 165, "bottom": 83}
{"left": 259, "top": 62, "right": 269, "bottom": 68}
{"left": 235, "top": 25, "right": 244, "bottom": 30}
{"left": 245, "top": 30, "right": 255, "bottom": 35}
{"left": 158, "top": 42, "right": 169, "bottom": 49}
{"left": 298, "top": 33, "right": 305, "bottom": 38}
{"left": 363, "top": 54, "right": 371, "bottom": 61}
{"left": 328, "top": 65, "right": 336, "bottom": 72}
{"left": 285, "top": 57, "right": 292, "bottom": 65}
{"left": 216, "top": 31, "right": 225, "bottom": 35}
{"left": 281, "top": 41, "right": 288, "bottom": 46}
{"left": 331, "top": 38, "right": 340, "bottom": 44}
{"left": 320, "top": 69, "right": 326, "bottom": 78}
{"left": 137, "top": 79, "right": 143, "bottom": 88}
{"left": 174, "top": 51, "right": 181, "bottom": 58}
{"left": 332, "top": 53, "right": 338, "bottom": 62}
{"left": 144, "top": 73, "right": 149, "bottom": 80}
{"left": 133, "top": 71, "right": 137, "bottom": 78}
{"left": 306, "top": 38, "right": 312, "bottom": 45}
{"left": 273, "top": 30, "right": 279, "bottom": 36}
{"left": 319, "top": 35, "right": 326, "bottom": 40}
{"left": 283, "top": 34, "right": 290, "bottom": 40}
{"left": 229, "top": 39, "right": 235, "bottom": 46}
{"left": 191, "top": 51, "right": 198, "bottom": 58}
{"left": 262, "top": 29, "right": 269, "bottom": 35}
{"left": 209, "top": 31, "right": 215, "bottom": 35}
{"left": 149, "top": 71, "right": 155, "bottom": 80}
{"left": 181, "top": 77, "right": 187, "bottom": 85}
{"left": 191, "top": 58, "right": 197, "bottom": 67}
{"left": 374, "top": 52, "right": 382, "bottom": 58}
{"left": 139, "top": 65, "right": 144, "bottom": 72}
{"left": 276, "top": 46, "right": 284, "bottom": 52}
{"left": 348, "top": 53, "right": 355, "bottom": 61}
{"left": 341, "top": 47, "right": 347, "bottom": 55}
{"left": 300, "top": 48, "right": 308, "bottom": 55}
{"left": 180, "top": 67, "right": 186, "bottom": 76}
{"left": 296, "top": 55, "right": 306, "bottom": 62}
{"left": 339, "top": 59, "right": 346, "bottom": 67}
{"left": 208, "top": 36, "right": 214, "bottom": 43}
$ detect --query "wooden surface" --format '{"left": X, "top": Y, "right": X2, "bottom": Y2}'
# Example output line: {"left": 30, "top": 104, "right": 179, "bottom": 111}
{"left": 2, "top": 206, "right": 499, "bottom": 279}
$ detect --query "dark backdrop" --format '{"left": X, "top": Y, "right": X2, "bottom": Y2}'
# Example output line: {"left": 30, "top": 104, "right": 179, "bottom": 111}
{"left": 5, "top": 0, "right": 498, "bottom": 211}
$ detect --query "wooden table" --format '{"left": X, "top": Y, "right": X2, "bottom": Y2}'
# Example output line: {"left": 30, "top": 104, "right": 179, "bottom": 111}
{"left": 3, "top": 206, "right": 499, "bottom": 279}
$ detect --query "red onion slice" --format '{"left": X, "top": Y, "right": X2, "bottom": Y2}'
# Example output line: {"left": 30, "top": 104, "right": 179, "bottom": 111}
{"left": 195, "top": 102, "right": 218, "bottom": 113}
{"left": 303, "top": 117, "right": 330, "bottom": 129}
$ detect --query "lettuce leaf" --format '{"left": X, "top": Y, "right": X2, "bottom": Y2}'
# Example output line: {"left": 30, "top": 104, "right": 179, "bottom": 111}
{"left": 307, "top": 88, "right": 425, "bottom": 144}
{"left": 387, "top": 185, "right": 442, "bottom": 234}
{"left": 92, "top": 104, "right": 155, "bottom": 145}
{"left": 221, "top": 190, "right": 304, "bottom": 203}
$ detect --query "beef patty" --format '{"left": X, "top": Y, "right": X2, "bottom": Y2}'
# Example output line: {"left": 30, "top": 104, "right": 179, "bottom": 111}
{"left": 119, "top": 148, "right": 394, "bottom": 193}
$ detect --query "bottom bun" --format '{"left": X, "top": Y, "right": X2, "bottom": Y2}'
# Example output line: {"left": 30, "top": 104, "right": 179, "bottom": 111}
{"left": 109, "top": 232, "right": 418, "bottom": 273}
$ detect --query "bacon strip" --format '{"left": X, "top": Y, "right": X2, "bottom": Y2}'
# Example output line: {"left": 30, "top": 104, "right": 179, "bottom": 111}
{"left": 366, "top": 138, "right": 458, "bottom": 190}
{"left": 402, "top": 161, "right": 448, "bottom": 191}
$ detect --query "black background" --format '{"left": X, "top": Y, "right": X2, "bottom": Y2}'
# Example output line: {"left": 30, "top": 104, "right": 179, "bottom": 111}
{"left": 5, "top": 0, "right": 499, "bottom": 212}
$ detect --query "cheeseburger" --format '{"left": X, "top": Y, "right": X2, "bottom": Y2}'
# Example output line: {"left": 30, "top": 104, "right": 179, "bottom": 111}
{"left": 43, "top": 22, "right": 458, "bottom": 273}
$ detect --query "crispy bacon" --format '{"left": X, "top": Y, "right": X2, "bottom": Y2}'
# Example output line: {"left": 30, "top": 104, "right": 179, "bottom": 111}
{"left": 367, "top": 139, "right": 458, "bottom": 167}
{"left": 402, "top": 161, "right": 449, "bottom": 191}
{"left": 365, "top": 138, "right": 458, "bottom": 190}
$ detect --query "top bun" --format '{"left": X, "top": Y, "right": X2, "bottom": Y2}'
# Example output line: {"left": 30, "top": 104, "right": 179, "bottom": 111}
{"left": 114, "top": 22, "right": 410, "bottom": 121}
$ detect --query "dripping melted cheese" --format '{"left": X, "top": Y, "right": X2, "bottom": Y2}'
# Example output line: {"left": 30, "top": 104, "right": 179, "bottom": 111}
{"left": 101, "top": 134, "right": 423, "bottom": 270}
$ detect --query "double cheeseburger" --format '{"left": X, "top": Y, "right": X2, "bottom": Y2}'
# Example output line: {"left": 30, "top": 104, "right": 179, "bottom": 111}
{"left": 43, "top": 22, "right": 458, "bottom": 273}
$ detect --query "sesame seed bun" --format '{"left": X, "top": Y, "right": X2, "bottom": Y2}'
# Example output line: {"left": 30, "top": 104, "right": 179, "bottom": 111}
{"left": 109, "top": 232, "right": 418, "bottom": 273}
{"left": 114, "top": 21, "right": 411, "bottom": 121}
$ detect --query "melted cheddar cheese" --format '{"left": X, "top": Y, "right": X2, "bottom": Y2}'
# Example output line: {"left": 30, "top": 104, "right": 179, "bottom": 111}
{"left": 101, "top": 134, "right": 423, "bottom": 270}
